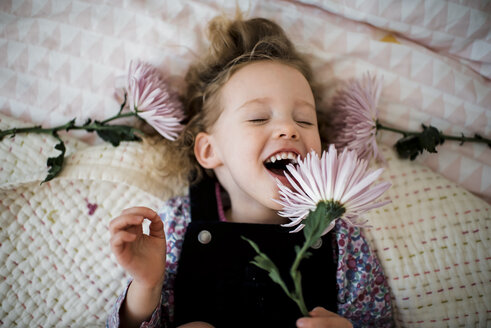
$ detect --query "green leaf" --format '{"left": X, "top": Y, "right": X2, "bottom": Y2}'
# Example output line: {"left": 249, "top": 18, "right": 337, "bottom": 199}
{"left": 241, "top": 236, "right": 291, "bottom": 296}
{"left": 43, "top": 137, "right": 66, "bottom": 183}
{"left": 96, "top": 125, "right": 141, "bottom": 147}
{"left": 294, "top": 245, "right": 312, "bottom": 259}
{"left": 119, "top": 93, "right": 127, "bottom": 115}
{"left": 474, "top": 133, "right": 491, "bottom": 148}
{"left": 65, "top": 118, "right": 76, "bottom": 130}
{"left": 394, "top": 135, "right": 420, "bottom": 160}
{"left": 395, "top": 124, "right": 445, "bottom": 160}
{"left": 419, "top": 124, "right": 444, "bottom": 153}
{"left": 242, "top": 235, "right": 262, "bottom": 254}
{"left": 83, "top": 118, "right": 93, "bottom": 131}
{"left": 251, "top": 255, "right": 284, "bottom": 286}
{"left": 242, "top": 237, "right": 279, "bottom": 275}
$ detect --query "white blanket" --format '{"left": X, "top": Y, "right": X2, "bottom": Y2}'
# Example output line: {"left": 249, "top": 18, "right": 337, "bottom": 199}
{"left": 1, "top": 113, "right": 489, "bottom": 327}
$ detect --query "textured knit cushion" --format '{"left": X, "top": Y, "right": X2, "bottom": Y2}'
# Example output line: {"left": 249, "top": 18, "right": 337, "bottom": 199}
{"left": 363, "top": 146, "right": 490, "bottom": 328}
{"left": 0, "top": 114, "right": 185, "bottom": 327}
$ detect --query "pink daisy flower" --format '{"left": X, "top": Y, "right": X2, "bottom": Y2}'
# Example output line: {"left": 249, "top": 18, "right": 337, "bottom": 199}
{"left": 276, "top": 144, "right": 391, "bottom": 235}
{"left": 127, "top": 60, "right": 185, "bottom": 141}
{"left": 328, "top": 73, "right": 383, "bottom": 163}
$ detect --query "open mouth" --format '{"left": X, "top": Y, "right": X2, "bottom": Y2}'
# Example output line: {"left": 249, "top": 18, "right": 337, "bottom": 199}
{"left": 264, "top": 151, "right": 299, "bottom": 178}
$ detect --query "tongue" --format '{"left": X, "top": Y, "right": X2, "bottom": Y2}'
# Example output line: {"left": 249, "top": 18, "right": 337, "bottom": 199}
{"left": 266, "top": 157, "right": 301, "bottom": 176}
{"left": 269, "top": 167, "right": 286, "bottom": 176}
{"left": 266, "top": 165, "right": 298, "bottom": 190}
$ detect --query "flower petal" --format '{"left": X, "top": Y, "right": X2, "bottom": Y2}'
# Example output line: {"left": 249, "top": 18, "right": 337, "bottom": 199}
{"left": 273, "top": 144, "right": 391, "bottom": 234}
{"left": 125, "top": 60, "right": 185, "bottom": 140}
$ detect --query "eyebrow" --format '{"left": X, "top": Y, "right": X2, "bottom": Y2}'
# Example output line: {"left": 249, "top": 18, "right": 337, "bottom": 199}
{"left": 237, "top": 97, "right": 315, "bottom": 111}
{"left": 236, "top": 97, "right": 270, "bottom": 111}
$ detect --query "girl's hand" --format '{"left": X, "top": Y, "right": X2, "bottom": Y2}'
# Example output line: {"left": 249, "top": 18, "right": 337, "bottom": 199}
{"left": 296, "top": 307, "right": 353, "bottom": 328}
{"left": 177, "top": 322, "right": 215, "bottom": 328}
{"left": 109, "top": 207, "right": 166, "bottom": 289}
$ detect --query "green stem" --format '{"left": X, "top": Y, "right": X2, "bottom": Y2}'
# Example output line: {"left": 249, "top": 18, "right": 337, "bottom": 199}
{"left": 1, "top": 123, "right": 67, "bottom": 139}
{"left": 100, "top": 111, "right": 136, "bottom": 125}
{"left": 289, "top": 201, "right": 345, "bottom": 317}
{"left": 244, "top": 202, "right": 345, "bottom": 318}
{"left": 0, "top": 96, "right": 144, "bottom": 183}
{"left": 376, "top": 120, "right": 491, "bottom": 146}
{"left": 0, "top": 111, "right": 139, "bottom": 140}
{"left": 101, "top": 94, "right": 131, "bottom": 124}
{"left": 290, "top": 242, "right": 311, "bottom": 316}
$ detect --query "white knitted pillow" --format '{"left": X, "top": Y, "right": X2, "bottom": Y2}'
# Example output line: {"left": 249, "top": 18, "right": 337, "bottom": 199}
{"left": 0, "top": 114, "right": 185, "bottom": 327}
{"left": 363, "top": 146, "right": 490, "bottom": 328}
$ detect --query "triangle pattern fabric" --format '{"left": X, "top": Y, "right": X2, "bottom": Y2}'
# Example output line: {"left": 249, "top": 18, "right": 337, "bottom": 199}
{"left": 0, "top": 0, "right": 488, "bottom": 232}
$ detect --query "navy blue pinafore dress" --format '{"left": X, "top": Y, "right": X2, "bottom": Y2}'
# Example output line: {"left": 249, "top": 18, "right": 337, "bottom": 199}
{"left": 173, "top": 175, "right": 338, "bottom": 327}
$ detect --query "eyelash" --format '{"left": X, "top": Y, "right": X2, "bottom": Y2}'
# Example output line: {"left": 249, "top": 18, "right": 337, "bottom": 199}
{"left": 248, "top": 119, "right": 314, "bottom": 126}
{"left": 248, "top": 119, "right": 268, "bottom": 124}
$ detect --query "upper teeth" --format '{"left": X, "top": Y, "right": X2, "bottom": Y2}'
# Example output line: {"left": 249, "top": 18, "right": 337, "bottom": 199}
{"left": 265, "top": 152, "right": 298, "bottom": 164}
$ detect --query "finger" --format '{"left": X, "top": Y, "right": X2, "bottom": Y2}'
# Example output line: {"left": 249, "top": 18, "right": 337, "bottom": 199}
{"left": 146, "top": 211, "right": 164, "bottom": 232}
{"left": 297, "top": 316, "right": 352, "bottom": 328}
{"left": 121, "top": 207, "right": 159, "bottom": 220}
{"left": 109, "top": 215, "right": 144, "bottom": 235}
{"left": 124, "top": 207, "right": 164, "bottom": 236}
{"left": 296, "top": 318, "right": 312, "bottom": 328}
{"left": 120, "top": 207, "right": 162, "bottom": 232}
{"left": 177, "top": 322, "right": 215, "bottom": 328}
{"left": 297, "top": 318, "right": 335, "bottom": 328}
{"left": 310, "top": 307, "right": 337, "bottom": 317}
{"left": 110, "top": 230, "right": 137, "bottom": 249}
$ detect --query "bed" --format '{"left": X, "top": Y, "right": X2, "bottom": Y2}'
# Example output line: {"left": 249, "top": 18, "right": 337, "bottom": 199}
{"left": 0, "top": 0, "right": 489, "bottom": 327}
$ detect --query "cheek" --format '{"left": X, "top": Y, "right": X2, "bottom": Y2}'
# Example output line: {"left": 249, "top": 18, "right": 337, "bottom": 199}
{"left": 222, "top": 136, "right": 258, "bottom": 169}
{"left": 306, "top": 132, "right": 322, "bottom": 153}
{"left": 268, "top": 198, "right": 283, "bottom": 210}
{"left": 315, "top": 139, "right": 322, "bottom": 153}
{"left": 238, "top": 131, "right": 264, "bottom": 155}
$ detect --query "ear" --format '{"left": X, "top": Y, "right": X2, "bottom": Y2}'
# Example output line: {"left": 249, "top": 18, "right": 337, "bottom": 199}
{"left": 194, "top": 132, "right": 222, "bottom": 169}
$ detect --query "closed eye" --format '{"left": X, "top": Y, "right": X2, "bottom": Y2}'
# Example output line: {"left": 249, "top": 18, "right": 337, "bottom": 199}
{"left": 297, "top": 120, "right": 314, "bottom": 126}
{"left": 248, "top": 119, "right": 268, "bottom": 124}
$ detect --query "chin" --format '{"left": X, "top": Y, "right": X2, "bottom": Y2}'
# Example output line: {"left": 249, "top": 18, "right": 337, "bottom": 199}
{"left": 266, "top": 195, "right": 283, "bottom": 211}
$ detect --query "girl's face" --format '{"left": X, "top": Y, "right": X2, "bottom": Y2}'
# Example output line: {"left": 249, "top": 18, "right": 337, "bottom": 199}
{"left": 196, "top": 61, "right": 322, "bottom": 223}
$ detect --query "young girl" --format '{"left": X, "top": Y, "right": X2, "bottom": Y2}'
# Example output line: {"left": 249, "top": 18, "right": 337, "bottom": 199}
{"left": 107, "top": 14, "right": 393, "bottom": 328}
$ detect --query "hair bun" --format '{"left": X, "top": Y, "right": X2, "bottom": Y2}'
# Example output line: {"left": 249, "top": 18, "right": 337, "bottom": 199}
{"left": 207, "top": 15, "right": 296, "bottom": 71}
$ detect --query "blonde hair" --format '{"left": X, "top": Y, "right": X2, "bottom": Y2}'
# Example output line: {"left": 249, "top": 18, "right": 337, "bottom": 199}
{"left": 168, "top": 13, "right": 324, "bottom": 182}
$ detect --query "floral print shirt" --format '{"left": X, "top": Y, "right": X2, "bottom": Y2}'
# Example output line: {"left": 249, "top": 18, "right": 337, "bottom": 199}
{"left": 107, "top": 196, "right": 393, "bottom": 328}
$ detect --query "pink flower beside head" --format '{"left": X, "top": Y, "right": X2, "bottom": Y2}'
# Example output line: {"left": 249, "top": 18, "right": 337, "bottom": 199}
{"left": 328, "top": 73, "right": 383, "bottom": 163}
{"left": 276, "top": 145, "right": 391, "bottom": 235}
{"left": 127, "top": 60, "right": 185, "bottom": 141}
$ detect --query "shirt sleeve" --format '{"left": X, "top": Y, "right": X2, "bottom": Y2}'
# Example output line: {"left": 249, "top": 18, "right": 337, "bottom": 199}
{"left": 334, "top": 220, "right": 394, "bottom": 328}
{"left": 106, "top": 195, "right": 191, "bottom": 328}
{"left": 106, "top": 280, "right": 164, "bottom": 328}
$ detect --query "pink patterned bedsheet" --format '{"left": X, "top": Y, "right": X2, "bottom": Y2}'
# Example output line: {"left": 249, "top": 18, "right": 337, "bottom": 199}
{"left": 0, "top": 0, "right": 489, "bottom": 202}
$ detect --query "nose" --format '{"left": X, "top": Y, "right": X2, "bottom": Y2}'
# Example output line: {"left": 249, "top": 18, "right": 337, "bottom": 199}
{"left": 274, "top": 119, "right": 298, "bottom": 140}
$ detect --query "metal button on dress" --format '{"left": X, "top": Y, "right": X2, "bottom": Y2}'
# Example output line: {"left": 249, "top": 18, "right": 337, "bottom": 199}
{"left": 311, "top": 238, "right": 322, "bottom": 249}
{"left": 198, "top": 230, "right": 212, "bottom": 244}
